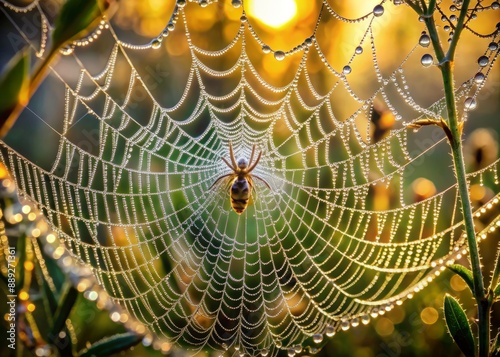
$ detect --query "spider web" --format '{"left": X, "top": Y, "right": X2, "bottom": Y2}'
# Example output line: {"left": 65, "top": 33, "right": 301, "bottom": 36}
{"left": 1, "top": 0, "right": 499, "bottom": 356}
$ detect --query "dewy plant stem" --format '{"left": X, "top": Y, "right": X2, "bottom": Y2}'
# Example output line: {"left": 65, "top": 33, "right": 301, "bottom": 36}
{"left": 420, "top": 1, "right": 490, "bottom": 356}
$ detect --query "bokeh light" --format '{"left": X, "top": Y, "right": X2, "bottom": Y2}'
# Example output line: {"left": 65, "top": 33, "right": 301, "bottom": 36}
{"left": 375, "top": 317, "right": 394, "bottom": 336}
{"left": 246, "top": 0, "right": 297, "bottom": 28}
{"left": 19, "top": 290, "right": 29, "bottom": 301}
{"left": 387, "top": 306, "right": 406, "bottom": 324}
{"left": 412, "top": 177, "right": 437, "bottom": 202}
{"left": 23, "top": 261, "right": 34, "bottom": 271}
{"left": 420, "top": 307, "right": 439, "bottom": 325}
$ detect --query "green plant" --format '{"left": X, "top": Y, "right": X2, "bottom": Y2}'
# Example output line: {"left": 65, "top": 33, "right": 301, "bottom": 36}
{"left": 405, "top": 1, "right": 499, "bottom": 356}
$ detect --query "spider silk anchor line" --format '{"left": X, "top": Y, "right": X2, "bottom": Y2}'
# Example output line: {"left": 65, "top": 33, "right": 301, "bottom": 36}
{"left": 0, "top": 0, "right": 499, "bottom": 356}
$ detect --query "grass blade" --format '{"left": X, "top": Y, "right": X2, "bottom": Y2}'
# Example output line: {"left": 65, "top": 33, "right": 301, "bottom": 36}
{"left": 49, "top": 283, "right": 79, "bottom": 341}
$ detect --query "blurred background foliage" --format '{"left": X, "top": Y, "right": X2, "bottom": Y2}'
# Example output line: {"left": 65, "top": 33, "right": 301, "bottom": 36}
{"left": 0, "top": 0, "right": 499, "bottom": 356}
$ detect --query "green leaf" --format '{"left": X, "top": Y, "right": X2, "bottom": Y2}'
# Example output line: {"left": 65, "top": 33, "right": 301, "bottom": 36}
{"left": 0, "top": 49, "right": 30, "bottom": 134}
{"left": 78, "top": 332, "right": 143, "bottom": 357}
{"left": 447, "top": 264, "right": 475, "bottom": 293}
{"left": 52, "top": 0, "right": 109, "bottom": 50}
{"left": 443, "top": 294, "right": 476, "bottom": 357}
{"left": 49, "top": 282, "right": 79, "bottom": 341}
{"left": 491, "top": 332, "right": 500, "bottom": 357}
{"left": 494, "top": 283, "right": 500, "bottom": 299}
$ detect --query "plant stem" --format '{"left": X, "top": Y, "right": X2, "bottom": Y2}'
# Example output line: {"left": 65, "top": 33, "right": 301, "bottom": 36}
{"left": 492, "top": 245, "right": 500, "bottom": 291}
{"left": 442, "top": 59, "right": 489, "bottom": 357}
{"left": 439, "top": 61, "right": 484, "bottom": 297}
{"left": 421, "top": 1, "right": 490, "bottom": 356}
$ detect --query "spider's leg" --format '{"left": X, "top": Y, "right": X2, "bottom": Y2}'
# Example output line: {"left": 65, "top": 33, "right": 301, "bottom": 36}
{"left": 253, "top": 174, "right": 271, "bottom": 189}
{"left": 229, "top": 141, "right": 238, "bottom": 170}
{"left": 247, "top": 150, "right": 262, "bottom": 173}
{"left": 222, "top": 157, "right": 235, "bottom": 171}
{"left": 209, "top": 173, "right": 233, "bottom": 190}
{"left": 248, "top": 144, "right": 256, "bottom": 168}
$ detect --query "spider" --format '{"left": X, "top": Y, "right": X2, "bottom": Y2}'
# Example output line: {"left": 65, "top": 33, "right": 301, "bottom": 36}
{"left": 211, "top": 142, "right": 271, "bottom": 214}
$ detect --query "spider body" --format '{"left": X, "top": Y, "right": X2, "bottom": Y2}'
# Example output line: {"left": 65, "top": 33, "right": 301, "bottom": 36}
{"left": 211, "top": 143, "right": 270, "bottom": 214}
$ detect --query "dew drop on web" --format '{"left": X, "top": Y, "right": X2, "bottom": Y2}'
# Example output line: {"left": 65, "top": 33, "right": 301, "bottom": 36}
{"left": 151, "top": 38, "right": 162, "bottom": 49}
{"left": 373, "top": 5, "right": 384, "bottom": 16}
{"left": 421, "top": 54, "right": 433, "bottom": 67}
{"left": 474, "top": 72, "right": 485, "bottom": 83}
{"left": 419, "top": 33, "right": 430, "bottom": 47}
{"left": 274, "top": 51, "right": 286, "bottom": 61}
{"left": 464, "top": 97, "right": 477, "bottom": 110}
{"left": 477, "top": 55, "right": 489, "bottom": 67}
{"left": 325, "top": 325, "right": 335, "bottom": 337}
{"left": 313, "top": 333, "right": 323, "bottom": 343}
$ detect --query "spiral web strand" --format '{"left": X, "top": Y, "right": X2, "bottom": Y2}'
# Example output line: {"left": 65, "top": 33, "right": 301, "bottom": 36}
{"left": 1, "top": 0, "right": 499, "bottom": 356}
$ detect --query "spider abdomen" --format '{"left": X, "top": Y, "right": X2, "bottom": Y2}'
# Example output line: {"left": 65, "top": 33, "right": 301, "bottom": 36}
{"left": 230, "top": 176, "right": 252, "bottom": 214}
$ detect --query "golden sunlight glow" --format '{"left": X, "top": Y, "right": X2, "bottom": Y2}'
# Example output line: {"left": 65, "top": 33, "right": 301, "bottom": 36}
{"left": 246, "top": 0, "right": 298, "bottom": 28}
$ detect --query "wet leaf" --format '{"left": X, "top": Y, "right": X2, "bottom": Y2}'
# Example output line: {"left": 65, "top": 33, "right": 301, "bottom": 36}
{"left": 52, "top": 0, "right": 109, "bottom": 50}
{"left": 491, "top": 332, "right": 500, "bottom": 357}
{"left": 448, "top": 264, "right": 474, "bottom": 293}
{"left": 0, "top": 49, "right": 30, "bottom": 135}
{"left": 443, "top": 294, "right": 475, "bottom": 357}
{"left": 78, "top": 332, "right": 143, "bottom": 357}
